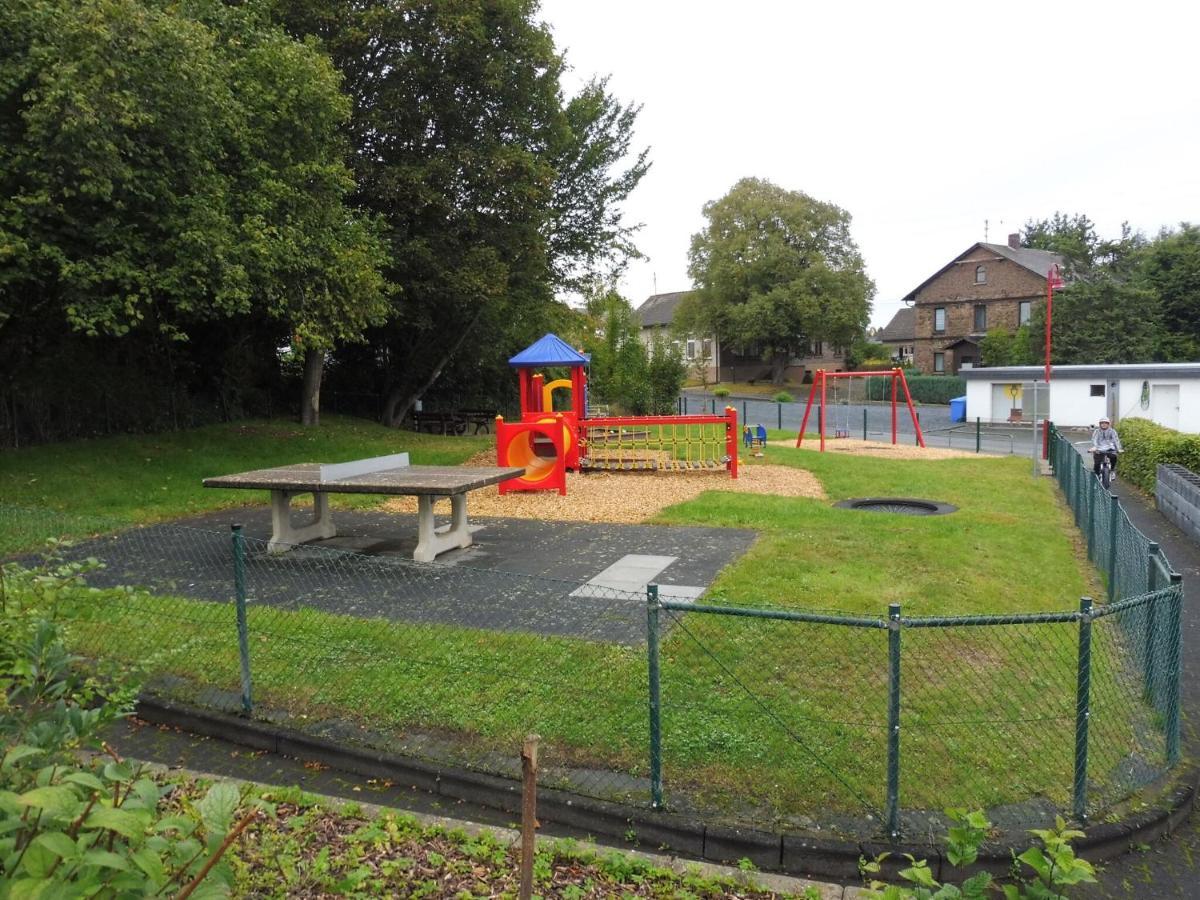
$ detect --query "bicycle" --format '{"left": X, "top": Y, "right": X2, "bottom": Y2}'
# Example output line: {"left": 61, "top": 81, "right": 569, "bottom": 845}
{"left": 1090, "top": 447, "right": 1118, "bottom": 490}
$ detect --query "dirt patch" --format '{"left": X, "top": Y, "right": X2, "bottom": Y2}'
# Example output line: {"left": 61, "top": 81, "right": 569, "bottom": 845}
{"left": 768, "top": 438, "right": 980, "bottom": 460}
{"left": 380, "top": 450, "right": 825, "bottom": 524}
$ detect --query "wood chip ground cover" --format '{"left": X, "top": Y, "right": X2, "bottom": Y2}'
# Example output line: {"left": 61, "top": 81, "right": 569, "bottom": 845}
{"left": 381, "top": 450, "right": 825, "bottom": 524}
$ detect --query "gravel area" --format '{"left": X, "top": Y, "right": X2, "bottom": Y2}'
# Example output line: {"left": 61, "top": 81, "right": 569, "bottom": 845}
{"left": 380, "top": 450, "right": 825, "bottom": 524}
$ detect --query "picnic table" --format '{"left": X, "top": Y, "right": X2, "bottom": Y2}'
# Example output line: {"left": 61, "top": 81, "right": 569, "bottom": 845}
{"left": 203, "top": 453, "right": 523, "bottom": 562}
{"left": 409, "top": 409, "right": 498, "bottom": 435}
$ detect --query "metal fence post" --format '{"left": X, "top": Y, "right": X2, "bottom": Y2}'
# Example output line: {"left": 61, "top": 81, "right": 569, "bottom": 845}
{"left": 742, "top": 400, "right": 747, "bottom": 424}
{"left": 231, "top": 524, "right": 252, "bottom": 714}
{"left": 646, "top": 584, "right": 664, "bottom": 809}
{"left": 1166, "top": 575, "right": 1183, "bottom": 765}
{"left": 975, "top": 417, "right": 981, "bottom": 453}
{"left": 886, "top": 603, "right": 902, "bottom": 838}
{"left": 1074, "top": 597, "right": 1094, "bottom": 821}
{"left": 1107, "top": 495, "right": 1121, "bottom": 602}
{"left": 863, "top": 408, "right": 868, "bottom": 441}
{"left": 777, "top": 401, "right": 782, "bottom": 431}
{"left": 1144, "top": 544, "right": 1160, "bottom": 700}
{"left": 1086, "top": 470, "right": 1096, "bottom": 561}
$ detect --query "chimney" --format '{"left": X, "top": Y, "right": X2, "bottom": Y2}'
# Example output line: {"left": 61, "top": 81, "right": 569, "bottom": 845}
{"left": 1007, "top": 232, "right": 1021, "bottom": 249}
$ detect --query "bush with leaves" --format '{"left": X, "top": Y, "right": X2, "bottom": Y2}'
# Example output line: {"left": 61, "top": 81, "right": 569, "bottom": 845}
{"left": 1112, "top": 416, "right": 1200, "bottom": 495}
{"left": 860, "top": 809, "right": 1097, "bottom": 899}
{"left": 1, "top": 547, "right": 258, "bottom": 897}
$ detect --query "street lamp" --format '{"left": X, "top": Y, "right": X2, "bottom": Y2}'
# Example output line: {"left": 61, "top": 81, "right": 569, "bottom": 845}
{"left": 1044, "top": 263, "right": 1065, "bottom": 382}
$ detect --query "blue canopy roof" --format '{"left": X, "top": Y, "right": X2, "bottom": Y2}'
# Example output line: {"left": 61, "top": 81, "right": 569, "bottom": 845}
{"left": 508, "top": 333, "right": 589, "bottom": 367}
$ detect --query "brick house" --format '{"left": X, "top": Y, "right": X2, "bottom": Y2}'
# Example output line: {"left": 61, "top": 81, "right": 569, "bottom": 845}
{"left": 634, "top": 290, "right": 846, "bottom": 384}
{"left": 901, "top": 236, "right": 1063, "bottom": 375}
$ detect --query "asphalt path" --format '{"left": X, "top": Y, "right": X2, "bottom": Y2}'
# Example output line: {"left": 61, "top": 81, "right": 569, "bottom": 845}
{"left": 1064, "top": 444, "right": 1200, "bottom": 898}
{"left": 683, "top": 391, "right": 1039, "bottom": 456}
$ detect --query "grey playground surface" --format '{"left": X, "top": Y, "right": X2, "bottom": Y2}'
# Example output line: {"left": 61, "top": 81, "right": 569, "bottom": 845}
{"left": 68, "top": 508, "right": 756, "bottom": 646}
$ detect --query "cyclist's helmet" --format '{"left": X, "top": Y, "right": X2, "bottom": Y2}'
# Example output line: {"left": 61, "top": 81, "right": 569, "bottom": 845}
{"left": 1099, "top": 417, "right": 1110, "bottom": 425}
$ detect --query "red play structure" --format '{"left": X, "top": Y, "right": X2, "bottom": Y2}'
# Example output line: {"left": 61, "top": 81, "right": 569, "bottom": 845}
{"left": 496, "top": 334, "right": 738, "bottom": 494}
{"left": 795, "top": 368, "right": 925, "bottom": 452}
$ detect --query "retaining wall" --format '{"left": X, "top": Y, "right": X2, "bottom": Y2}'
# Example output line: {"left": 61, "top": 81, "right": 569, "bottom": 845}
{"left": 1156, "top": 463, "right": 1200, "bottom": 544}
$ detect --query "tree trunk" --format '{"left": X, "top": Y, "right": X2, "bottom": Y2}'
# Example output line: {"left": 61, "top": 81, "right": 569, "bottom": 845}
{"left": 381, "top": 306, "right": 486, "bottom": 428}
{"left": 771, "top": 351, "right": 788, "bottom": 385}
{"left": 301, "top": 347, "right": 323, "bottom": 426}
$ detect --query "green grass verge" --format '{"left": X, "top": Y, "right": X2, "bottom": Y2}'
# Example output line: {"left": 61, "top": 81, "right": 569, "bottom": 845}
{"left": 4, "top": 418, "right": 1165, "bottom": 823}
{"left": 0, "top": 416, "right": 489, "bottom": 552}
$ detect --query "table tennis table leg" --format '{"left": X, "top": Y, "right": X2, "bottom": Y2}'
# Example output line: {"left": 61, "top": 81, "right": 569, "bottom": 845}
{"left": 414, "top": 493, "right": 473, "bottom": 562}
{"left": 268, "top": 490, "right": 337, "bottom": 553}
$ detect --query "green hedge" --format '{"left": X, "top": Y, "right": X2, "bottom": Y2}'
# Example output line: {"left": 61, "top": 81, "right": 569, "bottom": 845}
{"left": 1115, "top": 417, "right": 1200, "bottom": 495}
{"left": 866, "top": 374, "right": 966, "bottom": 405}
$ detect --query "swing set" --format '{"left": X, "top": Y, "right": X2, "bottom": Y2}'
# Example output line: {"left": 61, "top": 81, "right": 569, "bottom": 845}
{"left": 795, "top": 368, "right": 925, "bottom": 452}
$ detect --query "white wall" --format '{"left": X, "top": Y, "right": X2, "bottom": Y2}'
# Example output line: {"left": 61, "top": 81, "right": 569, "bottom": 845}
{"left": 965, "top": 375, "right": 1200, "bottom": 433}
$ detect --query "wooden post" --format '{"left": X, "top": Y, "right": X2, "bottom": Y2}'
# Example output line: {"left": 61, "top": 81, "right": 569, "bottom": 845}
{"left": 519, "top": 734, "right": 539, "bottom": 900}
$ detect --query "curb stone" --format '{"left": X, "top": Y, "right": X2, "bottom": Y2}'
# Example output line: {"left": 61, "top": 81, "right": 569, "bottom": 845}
{"left": 135, "top": 695, "right": 1199, "bottom": 886}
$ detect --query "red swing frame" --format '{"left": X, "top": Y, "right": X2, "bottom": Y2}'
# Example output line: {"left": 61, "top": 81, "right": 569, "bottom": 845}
{"left": 794, "top": 368, "right": 925, "bottom": 452}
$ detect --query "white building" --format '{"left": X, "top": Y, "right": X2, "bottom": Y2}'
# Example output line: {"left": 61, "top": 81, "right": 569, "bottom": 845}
{"left": 961, "top": 363, "right": 1200, "bottom": 433}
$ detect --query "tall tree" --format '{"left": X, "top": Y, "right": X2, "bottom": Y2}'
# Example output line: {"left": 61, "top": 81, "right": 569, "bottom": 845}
{"left": 1022, "top": 212, "right": 1145, "bottom": 274}
{"left": 273, "top": 1, "right": 650, "bottom": 425}
{"left": 1030, "top": 275, "right": 1162, "bottom": 364}
{"left": 681, "top": 178, "right": 873, "bottom": 384}
{"left": 1138, "top": 224, "right": 1200, "bottom": 360}
{"left": 0, "top": 0, "right": 389, "bottom": 428}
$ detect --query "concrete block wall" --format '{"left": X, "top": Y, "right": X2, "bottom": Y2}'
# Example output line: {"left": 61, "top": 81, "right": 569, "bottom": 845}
{"left": 1157, "top": 463, "right": 1200, "bottom": 545}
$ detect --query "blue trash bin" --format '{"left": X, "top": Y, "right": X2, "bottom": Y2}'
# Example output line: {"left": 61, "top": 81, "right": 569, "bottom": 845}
{"left": 949, "top": 396, "right": 967, "bottom": 423}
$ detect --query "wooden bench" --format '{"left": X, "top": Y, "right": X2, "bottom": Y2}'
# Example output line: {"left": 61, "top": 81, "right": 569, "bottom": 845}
{"left": 410, "top": 411, "right": 467, "bottom": 435}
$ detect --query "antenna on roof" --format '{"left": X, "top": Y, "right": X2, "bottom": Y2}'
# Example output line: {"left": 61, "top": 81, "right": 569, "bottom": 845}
{"left": 653, "top": 272, "right": 658, "bottom": 295}
{"left": 984, "top": 219, "right": 989, "bottom": 242}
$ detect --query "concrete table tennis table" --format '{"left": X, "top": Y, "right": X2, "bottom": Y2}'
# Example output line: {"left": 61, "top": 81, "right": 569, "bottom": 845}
{"left": 202, "top": 453, "right": 524, "bottom": 562}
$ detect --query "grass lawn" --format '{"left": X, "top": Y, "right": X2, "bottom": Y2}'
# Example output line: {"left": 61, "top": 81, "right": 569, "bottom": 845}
{"left": 4, "top": 417, "right": 1159, "bottom": 825}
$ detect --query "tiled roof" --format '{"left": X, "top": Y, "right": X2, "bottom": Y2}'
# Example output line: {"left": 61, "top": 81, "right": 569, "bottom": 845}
{"left": 901, "top": 243, "right": 1065, "bottom": 303}
{"left": 635, "top": 291, "right": 692, "bottom": 328}
{"left": 979, "top": 243, "right": 1064, "bottom": 277}
{"left": 877, "top": 308, "right": 914, "bottom": 342}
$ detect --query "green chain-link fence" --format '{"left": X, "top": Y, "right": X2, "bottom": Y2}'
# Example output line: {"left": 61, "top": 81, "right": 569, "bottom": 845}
{"left": 1, "top": 456, "right": 1183, "bottom": 838}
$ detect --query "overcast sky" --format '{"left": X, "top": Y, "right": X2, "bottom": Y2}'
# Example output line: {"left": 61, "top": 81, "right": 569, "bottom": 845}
{"left": 539, "top": 0, "right": 1200, "bottom": 329}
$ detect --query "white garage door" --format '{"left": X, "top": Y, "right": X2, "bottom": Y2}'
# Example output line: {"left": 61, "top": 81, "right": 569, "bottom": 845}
{"left": 1151, "top": 384, "right": 1180, "bottom": 430}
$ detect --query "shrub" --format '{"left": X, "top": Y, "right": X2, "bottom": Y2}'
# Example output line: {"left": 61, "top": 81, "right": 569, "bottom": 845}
{"left": 773, "top": 391, "right": 795, "bottom": 403}
{"left": 712, "top": 386, "right": 731, "bottom": 399}
{"left": 1115, "top": 417, "right": 1200, "bottom": 494}
{"left": 866, "top": 375, "right": 965, "bottom": 406}
{"left": 860, "top": 809, "right": 1096, "bottom": 899}
{"left": 1, "top": 547, "right": 255, "bottom": 897}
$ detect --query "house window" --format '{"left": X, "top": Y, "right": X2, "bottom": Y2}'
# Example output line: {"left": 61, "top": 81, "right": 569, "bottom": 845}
{"left": 933, "top": 352, "right": 945, "bottom": 373}
{"left": 811, "top": 340, "right": 823, "bottom": 356}
{"left": 975, "top": 265, "right": 987, "bottom": 284}
{"left": 934, "top": 307, "right": 946, "bottom": 333}
{"left": 701, "top": 338, "right": 712, "bottom": 359}
{"left": 1090, "top": 384, "right": 1106, "bottom": 397}
{"left": 974, "top": 304, "right": 987, "bottom": 331}
{"left": 686, "top": 339, "right": 696, "bottom": 360}
{"left": 1019, "top": 300, "right": 1032, "bottom": 325}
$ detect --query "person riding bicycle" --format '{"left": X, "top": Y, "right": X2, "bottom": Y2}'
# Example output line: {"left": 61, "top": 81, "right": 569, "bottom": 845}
{"left": 1091, "top": 417, "right": 1122, "bottom": 478}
